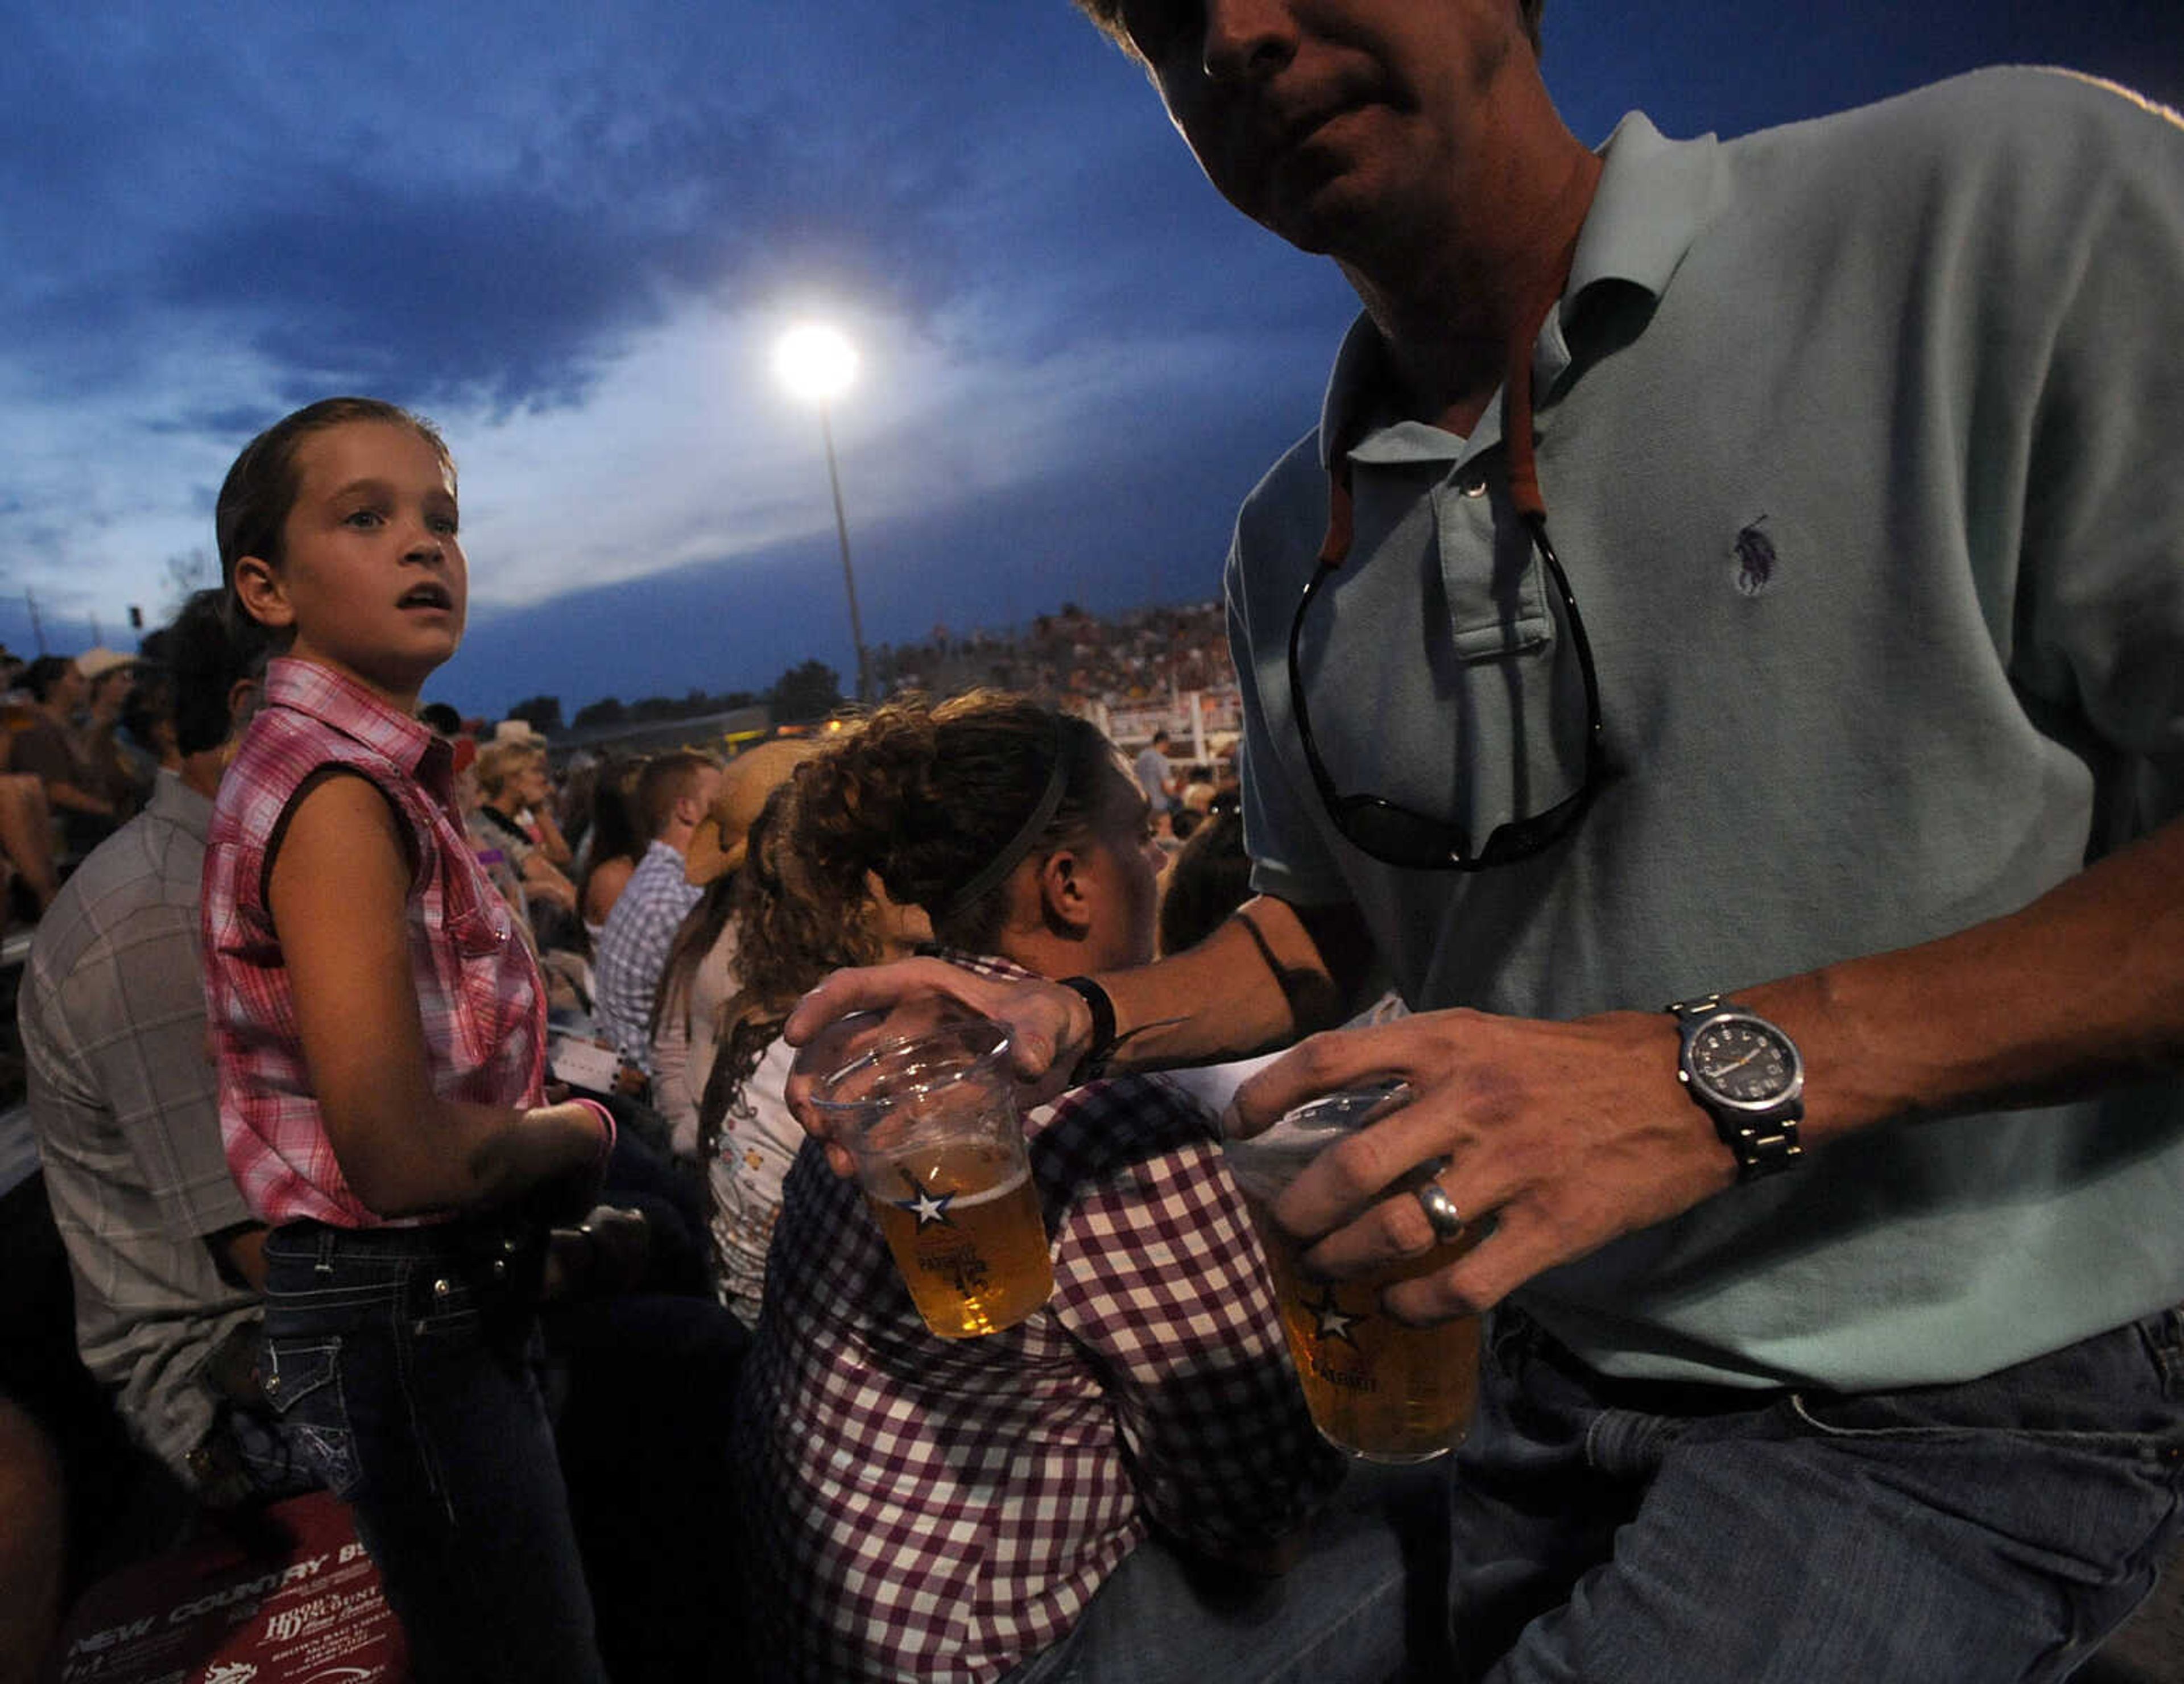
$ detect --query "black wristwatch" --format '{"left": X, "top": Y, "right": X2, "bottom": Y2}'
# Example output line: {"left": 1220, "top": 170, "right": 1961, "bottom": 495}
{"left": 1666, "top": 994, "right": 1805, "bottom": 1182}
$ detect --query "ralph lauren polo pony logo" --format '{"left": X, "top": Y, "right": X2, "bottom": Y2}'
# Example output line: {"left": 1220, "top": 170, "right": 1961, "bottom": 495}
{"left": 1731, "top": 517, "right": 1777, "bottom": 597}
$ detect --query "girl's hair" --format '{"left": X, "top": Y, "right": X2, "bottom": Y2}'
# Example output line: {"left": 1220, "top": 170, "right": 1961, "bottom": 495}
{"left": 702, "top": 776, "right": 891, "bottom": 1159}
{"left": 795, "top": 690, "right": 1111, "bottom": 956}
{"left": 580, "top": 758, "right": 644, "bottom": 877}
{"left": 215, "top": 397, "right": 453, "bottom": 621}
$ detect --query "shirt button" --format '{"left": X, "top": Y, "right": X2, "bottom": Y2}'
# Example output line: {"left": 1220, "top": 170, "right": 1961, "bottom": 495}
{"left": 1459, "top": 478, "right": 1488, "bottom": 498}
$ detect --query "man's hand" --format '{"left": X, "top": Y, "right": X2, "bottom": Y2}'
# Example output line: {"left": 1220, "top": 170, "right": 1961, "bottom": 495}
{"left": 1225, "top": 1008, "right": 1736, "bottom": 1324}
{"left": 783, "top": 956, "right": 1092, "bottom": 1176}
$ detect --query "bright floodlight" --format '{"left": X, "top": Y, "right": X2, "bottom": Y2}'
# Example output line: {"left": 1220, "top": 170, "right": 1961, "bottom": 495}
{"left": 774, "top": 323, "right": 858, "bottom": 405}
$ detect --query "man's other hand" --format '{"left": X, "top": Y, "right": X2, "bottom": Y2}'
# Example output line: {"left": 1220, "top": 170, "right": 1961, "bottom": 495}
{"left": 1223, "top": 1008, "right": 1737, "bottom": 1322}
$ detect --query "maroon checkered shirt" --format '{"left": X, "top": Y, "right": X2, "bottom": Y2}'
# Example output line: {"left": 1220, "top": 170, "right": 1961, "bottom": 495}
{"left": 203, "top": 658, "right": 547, "bottom": 1227}
{"left": 735, "top": 955, "right": 1343, "bottom": 1682}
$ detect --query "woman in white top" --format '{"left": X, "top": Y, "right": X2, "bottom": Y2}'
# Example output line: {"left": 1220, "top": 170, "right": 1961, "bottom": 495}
{"left": 700, "top": 766, "right": 928, "bottom": 1327}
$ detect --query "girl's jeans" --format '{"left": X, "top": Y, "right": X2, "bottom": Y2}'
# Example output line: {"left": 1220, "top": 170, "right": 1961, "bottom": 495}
{"left": 259, "top": 1220, "right": 608, "bottom": 1684}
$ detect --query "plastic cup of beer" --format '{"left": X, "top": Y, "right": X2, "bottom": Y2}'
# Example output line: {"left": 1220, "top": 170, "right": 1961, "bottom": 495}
{"left": 1225, "top": 1086, "right": 1483, "bottom": 1464}
{"left": 810, "top": 1019, "right": 1053, "bottom": 1339}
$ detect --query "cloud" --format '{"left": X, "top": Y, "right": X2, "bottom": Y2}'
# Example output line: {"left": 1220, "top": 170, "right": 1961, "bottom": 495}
{"left": 0, "top": 0, "right": 1354, "bottom": 648}
{"left": 10, "top": 0, "right": 2169, "bottom": 676}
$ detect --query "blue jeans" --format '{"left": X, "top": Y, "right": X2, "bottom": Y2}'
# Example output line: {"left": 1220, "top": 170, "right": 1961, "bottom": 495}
{"left": 1450, "top": 1305, "right": 2184, "bottom": 1683}
{"left": 259, "top": 1220, "right": 607, "bottom": 1684}
{"left": 1006, "top": 1458, "right": 1459, "bottom": 1684}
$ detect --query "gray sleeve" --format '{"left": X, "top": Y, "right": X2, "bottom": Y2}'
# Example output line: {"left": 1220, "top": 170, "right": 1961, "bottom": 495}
{"left": 2005, "top": 78, "right": 2184, "bottom": 838}
{"left": 1225, "top": 526, "right": 1351, "bottom": 906}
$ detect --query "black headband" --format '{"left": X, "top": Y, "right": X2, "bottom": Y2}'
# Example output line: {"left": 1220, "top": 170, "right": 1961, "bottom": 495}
{"left": 936, "top": 719, "right": 1075, "bottom": 923}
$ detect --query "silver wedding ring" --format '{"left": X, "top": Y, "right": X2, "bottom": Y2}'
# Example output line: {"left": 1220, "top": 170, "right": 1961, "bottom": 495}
{"left": 1413, "top": 1178, "right": 1466, "bottom": 1245}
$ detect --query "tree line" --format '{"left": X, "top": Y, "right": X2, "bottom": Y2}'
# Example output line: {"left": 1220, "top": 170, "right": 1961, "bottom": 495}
{"left": 503, "top": 658, "right": 843, "bottom": 736}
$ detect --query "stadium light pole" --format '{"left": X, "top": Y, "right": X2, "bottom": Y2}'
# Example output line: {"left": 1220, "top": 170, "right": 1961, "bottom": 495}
{"left": 773, "top": 323, "right": 870, "bottom": 705}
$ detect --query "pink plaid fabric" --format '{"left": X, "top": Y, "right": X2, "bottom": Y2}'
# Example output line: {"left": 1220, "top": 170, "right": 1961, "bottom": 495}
{"left": 203, "top": 658, "right": 547, "bottom": 1227}
{"left": 735, "top": 954, "right": 1343, "bottom": 1683}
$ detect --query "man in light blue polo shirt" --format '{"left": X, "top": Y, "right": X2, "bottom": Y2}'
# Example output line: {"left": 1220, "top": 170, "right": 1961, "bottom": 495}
{"left": 791, "top": 4, "right": 2184, "bottom": 1676}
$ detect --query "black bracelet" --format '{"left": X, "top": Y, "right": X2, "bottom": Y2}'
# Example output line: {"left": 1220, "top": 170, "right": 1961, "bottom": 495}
{"left": 1056, "top": 975, "right": 1118, "bottom": 1087}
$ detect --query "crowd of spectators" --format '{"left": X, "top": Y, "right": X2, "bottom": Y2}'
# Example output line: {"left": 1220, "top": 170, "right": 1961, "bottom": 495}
{"left": 0, "top": 569, "right": 1302, "bottom": 1684}
{"left": 3, "top": 568, "right": 2175, "bottom": 1680}
{"left": 871, "top": 600, "right": 1234, "bottom": 716}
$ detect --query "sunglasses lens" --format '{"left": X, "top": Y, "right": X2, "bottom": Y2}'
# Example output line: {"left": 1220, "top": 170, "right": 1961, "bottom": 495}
{"left": 1337, "top": 799, "right": 1466, "bottom": 869}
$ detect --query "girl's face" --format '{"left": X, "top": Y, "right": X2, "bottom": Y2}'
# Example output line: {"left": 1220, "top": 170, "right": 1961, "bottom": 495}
{"left": 236, "top": 420, "right": 466, "bottom": 709}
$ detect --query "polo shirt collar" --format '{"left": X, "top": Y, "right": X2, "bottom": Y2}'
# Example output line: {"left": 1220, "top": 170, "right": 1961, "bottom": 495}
{"left": 146, "top": 765, "right": 212, "bottom": 840}
{"left": 1317, "top": 110, "right": 1719, "bottom": 470}
{"left": 262, "top": 656, "right": 453, "bottom": 800}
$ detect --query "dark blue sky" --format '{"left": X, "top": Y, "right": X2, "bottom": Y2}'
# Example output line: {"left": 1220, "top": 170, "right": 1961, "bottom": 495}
{"left": 1, "top": 1, "right": 2177, "bottom": 717}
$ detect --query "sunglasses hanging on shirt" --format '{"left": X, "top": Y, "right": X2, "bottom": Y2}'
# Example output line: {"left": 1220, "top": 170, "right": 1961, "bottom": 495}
{"left": 1287, "top": 290, "right": 1608, "bottom": 872}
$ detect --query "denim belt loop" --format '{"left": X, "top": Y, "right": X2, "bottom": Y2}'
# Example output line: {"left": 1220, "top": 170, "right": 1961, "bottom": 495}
{"left": 314, "top": 1223, "right": 338, "bottom": 1279}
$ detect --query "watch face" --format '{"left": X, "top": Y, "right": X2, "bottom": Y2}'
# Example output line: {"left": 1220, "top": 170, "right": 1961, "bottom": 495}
{"left": 1689, "top": 1017, "right": 1797, "bottom": 1104}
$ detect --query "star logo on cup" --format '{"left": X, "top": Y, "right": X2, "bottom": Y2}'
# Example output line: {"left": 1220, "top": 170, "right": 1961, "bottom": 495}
{"left": 895, "top": 1186, "right": 956, "bottom": 1229}
{"left": 1305, "top": 1287, "right": 1363, "bottom": 1348}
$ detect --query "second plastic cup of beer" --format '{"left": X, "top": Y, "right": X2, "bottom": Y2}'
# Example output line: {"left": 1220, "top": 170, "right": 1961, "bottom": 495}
{"left": 1225, "top": 1087, "right": 1483, "bottom": 1463}
{"left": 810, "top": 1019, "right": 1053, "bottom": 1339}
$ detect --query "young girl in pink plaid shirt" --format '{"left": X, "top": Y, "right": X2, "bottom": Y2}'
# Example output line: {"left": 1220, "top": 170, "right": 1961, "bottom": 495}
{"left": 204, "top": 398, "right": 615, "bottom": 1683}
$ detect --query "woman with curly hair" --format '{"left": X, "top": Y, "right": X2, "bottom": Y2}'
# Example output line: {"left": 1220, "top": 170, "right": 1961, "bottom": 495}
{"left": 734, "top": 691, "right": 1421, "bottom": 1684}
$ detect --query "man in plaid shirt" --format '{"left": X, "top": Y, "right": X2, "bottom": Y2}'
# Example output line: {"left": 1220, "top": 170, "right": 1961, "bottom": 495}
{"left": 21, "top": 592, "right": 291, "bottom": 1503}
{"left": 737, "top": 958, "right": 1422, "bottom": 1684}
{"left": 591, "top": 749, "right": 722, "bottom": 1075}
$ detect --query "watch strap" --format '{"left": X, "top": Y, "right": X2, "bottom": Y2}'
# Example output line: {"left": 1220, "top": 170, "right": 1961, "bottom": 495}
{"left": 1056, "top": 976, "right": 1118, "bottom": 1087}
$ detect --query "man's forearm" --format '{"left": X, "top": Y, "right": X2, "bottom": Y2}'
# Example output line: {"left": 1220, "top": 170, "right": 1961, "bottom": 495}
{"left": 1756, "top": 815, "right": 2184, "bottom": 1145}
{"left": 1228, "top": 816, "right": 2184, "bottom": 1323}
{"left": 1093, "top": 895, "right": 1376, "bottom": 1073}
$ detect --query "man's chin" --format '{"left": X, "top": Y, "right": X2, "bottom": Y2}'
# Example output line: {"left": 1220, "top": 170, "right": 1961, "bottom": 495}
{"left": 1258, "top": 188, "right": 1372, "bottom": 259}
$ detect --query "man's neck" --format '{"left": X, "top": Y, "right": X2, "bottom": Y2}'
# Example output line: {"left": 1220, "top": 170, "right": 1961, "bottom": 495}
{"left": 1341, "top": 130, "right": 1603, "bottom": 436}
{"left": 180, "top": 750, "right": 224, "bottom": 802}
